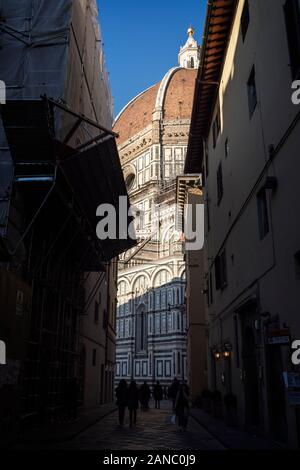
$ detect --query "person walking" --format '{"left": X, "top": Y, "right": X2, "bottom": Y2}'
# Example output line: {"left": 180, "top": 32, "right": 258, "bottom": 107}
{"left": 153, "top": 381, "right": 163, "bottom": 409}
{"left": 169, "top": 377, "right": 180, "bottom": 411}
{"left": 128, "top": 380, "right": 139, "bottom": 427}
{"left": 139, "top": 381, "right": 151, "bottom": 411}
{"left": 175, "top": 383, "right": 190, "bottom": 431}
{"left": 115, "top": 380, "right": 128, "bottom": 426}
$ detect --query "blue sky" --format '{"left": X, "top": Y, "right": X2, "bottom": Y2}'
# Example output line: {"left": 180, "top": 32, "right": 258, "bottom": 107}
{"left": 97, "top": 0, "right": 206, "bottom": 117}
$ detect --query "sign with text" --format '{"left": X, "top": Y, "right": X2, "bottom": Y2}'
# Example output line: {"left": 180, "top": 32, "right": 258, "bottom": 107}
{"left": 266, "top": 329, "right": 290, "bottom": 345}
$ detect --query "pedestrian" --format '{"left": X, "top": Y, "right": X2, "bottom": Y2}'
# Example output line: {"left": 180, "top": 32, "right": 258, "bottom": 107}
{"left": 128, "top": 380, "right": 139, "bottom": 427}
{"left": 163, "top": 386, "right": 168, "bottom": 400}
{"left": 153, "top": 381, "right": 163, "bottom": 409}
{"left": 169, "top": 377, "right": 180, "bottom": 411}
{"left": 139, "top": 381, "right": 151, "bottom": 410}
{"left": 115, "top": 380, "right": 128, "bottom": 426}
{"left": 175, "top": 383, "right": 190, "bottom": 431}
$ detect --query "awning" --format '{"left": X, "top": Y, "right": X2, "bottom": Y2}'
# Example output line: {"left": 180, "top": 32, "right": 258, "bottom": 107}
{"left": 0, "top": 99, "right": 136, "bottom": 265}
{"left": 60, "top": 138, "right": 136, "bottom": 261}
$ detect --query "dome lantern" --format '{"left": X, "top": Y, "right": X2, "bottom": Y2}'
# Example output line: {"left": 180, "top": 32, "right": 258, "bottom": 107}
{"left": 178, "top": 26, "right": 200, "bottom": 69}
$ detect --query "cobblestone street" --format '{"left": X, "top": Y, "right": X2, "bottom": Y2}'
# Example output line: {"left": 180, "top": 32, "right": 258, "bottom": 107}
{"left": 50, "top": 401, "right": 225, "bottom": 451}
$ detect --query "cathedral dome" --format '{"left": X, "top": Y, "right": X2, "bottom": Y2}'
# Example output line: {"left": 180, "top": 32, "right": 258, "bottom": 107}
{"left": 114, "top": 68, "right": 197, "bottom": 145}
{"left": 114, "top": 29, "right": 200, "bottom": 147}
{"left": 114, "top": 82, "right": 161, "bottom": 146}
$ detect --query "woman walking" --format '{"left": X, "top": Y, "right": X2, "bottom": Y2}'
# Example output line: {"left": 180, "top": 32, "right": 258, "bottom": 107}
{"left": 128, "top": 380, "right": 139, "bottom": 427}
{"left": 115, "top": 379, "right": 128, "bottom": 426}
{"left": 175, "top": 383, "right": 190, "bottom": 431}
{"left": 153, "top": 381, "right": 163, "bottom": 409}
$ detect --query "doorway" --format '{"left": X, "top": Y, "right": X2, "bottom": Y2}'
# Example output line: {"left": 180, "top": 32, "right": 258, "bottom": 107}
{"left": 243, "top": 325, "right": 260, "bottom": 430}
{"left": 266, "top": 344, "right": 287, "bottom": 443}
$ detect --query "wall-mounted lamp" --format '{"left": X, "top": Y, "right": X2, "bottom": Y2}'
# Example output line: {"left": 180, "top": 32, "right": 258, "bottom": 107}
{"left": 214, "top": 351, "right": 221, "bottom": 360}
{"left": 223, "top": 350, "right": 231, "bottom": 359}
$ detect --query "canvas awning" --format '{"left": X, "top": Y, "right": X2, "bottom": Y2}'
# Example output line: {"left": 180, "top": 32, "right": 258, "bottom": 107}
{"left": 0, "top": 99, "right": 136, "bottom": 265}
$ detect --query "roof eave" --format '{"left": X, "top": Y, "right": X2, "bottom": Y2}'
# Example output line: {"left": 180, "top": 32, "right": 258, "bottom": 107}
{"left": 185, "top": 0, "right": 239, "bottom": 174}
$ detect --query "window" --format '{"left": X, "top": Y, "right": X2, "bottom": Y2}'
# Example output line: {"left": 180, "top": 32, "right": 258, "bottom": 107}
{"left": 204, "top": 140, "right": 209, "bottom": 177}
{"left": 103, "top": 309, "right": 108, "bottom": 329}
{"left": 94, "top": 301, "right": 99, "bottom": 324}
{"left": 125, "top": 173, "right": 135, "bottom": 191}
{"left": 92, "top": 349, "right": 97, "bottom": 366}
{"left": 217, "top": 163, "right": 224, "bottom": 204}
{"left": 209, "top": 272, "right": 214, "bottom": 304}
{"left": 177, "top": 312, "right": 181, "bottom": 331}
{"left": 247, "top": 66, "right": 257, "bottom": 117}
{"left": 138, "top": 172, "right": 143, "bottom": 186}
{"left": 241, "top": 0, "right": 250, "bottom": 42}
{"left": 215, "top": 249, "right": 227, "bottom": 290}
{"left": 212, "top": 109, "right": 221, "bottom": 148}
{"left": 257, "top": 189, "right": 269, "bottom": 239}
{"left": 136, "top": 311, "right": 147, "bottom": 352}
{"left": 206, "top": 193, "right": 211, "bottom": 232}
{"left": 138, "top": 157, "right": 144, "bottom": 170}
{"left": 284, "top": 0, "right": 300, "bottom": 79}
{"left": 233, "top": 315, "right": 240, "bottom": 368}
{"left": 294, "top": 251, "right": 300, "bottom": 279}
{"left": 225, "top": 138, "right": 230, "bottom": 158}
{"left": 190, "top": 57, "right": 195, "bottom": 69}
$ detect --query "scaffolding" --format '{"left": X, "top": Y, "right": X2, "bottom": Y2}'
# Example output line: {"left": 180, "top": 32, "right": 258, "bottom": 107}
{"left": 0, "top": 98, "right": 134, "bottom": 425}
{"left": 0, "top": 0, "right": 134, "bottom": 428}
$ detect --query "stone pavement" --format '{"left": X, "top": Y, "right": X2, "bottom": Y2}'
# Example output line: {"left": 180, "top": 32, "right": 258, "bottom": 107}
{"left": 11, "top": 400, "right": 282, "bottom": 450}
{"left": 40, "top": 401, "right": 225, "bottom": 450}
{"left": 190, "top": 408, "right": 283, "bottom": 450}
{"left": 12, "top": 403, "right": 117, "bottom": 447}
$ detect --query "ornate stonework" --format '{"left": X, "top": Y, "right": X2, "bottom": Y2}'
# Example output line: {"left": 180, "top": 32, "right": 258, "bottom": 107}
{"left": 114, "top": 30, "right": 199, "bottom": 385}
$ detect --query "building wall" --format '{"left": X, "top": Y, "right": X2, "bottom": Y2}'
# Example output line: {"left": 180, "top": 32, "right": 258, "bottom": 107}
{"left": 185, "top": 190, "right": 207, "bottom": 399}
{"left": 115, "top": 130, "right": 189, "bottom": 388}
{"left": 204, "top": 0, "right": 300, "bottom": 447}
{"left": 116, "top": 257, "right": 186, "bottom": 386}
{"left": 81, "top": 259, "right": 118, "bottom": 408}
{"left": 114, "top": 48, "right": 199, "bottom": 387}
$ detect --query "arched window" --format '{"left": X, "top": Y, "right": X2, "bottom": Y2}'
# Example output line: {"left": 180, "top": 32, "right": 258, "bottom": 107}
{"left": 125, "top": 173, "right": 135, "bottom": 190}
{"left": 136, "top": 305, "right": 147, "bottom": 352}
{"left": 190, "top": 57, "right": 195, "bottom": 69}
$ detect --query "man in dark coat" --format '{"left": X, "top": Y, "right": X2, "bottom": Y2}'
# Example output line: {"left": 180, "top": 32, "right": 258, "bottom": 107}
{"left": 139, "top": 381, "right": 151, "bottom": 410}
{"left": 169, "top": 377, "right": 180, "bottom": 411}
{"left": 115, "top": 380, "right": 128, "bottom": 425}
{"left": 153, "top": 381, "right": 163, "bottom": 409}
{"left": 128, "top": 381, "right": 139, "bottom": 427}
